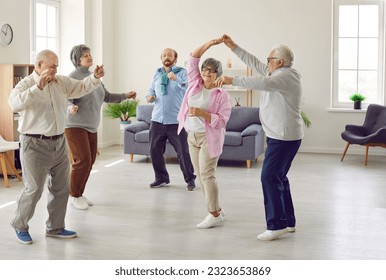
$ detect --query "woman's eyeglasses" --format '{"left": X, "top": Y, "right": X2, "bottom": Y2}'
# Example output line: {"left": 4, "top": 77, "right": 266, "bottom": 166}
{"left": 201, "top": 67, "right": 217, "bottom": 74}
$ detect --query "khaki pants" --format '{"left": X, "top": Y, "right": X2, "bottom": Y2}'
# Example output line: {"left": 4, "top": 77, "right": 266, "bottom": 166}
{"left": 11, "top": 134, "right": 70, "bottom": 232}
{"left": 188, "top": 132, "right": 220, "bottom": 212}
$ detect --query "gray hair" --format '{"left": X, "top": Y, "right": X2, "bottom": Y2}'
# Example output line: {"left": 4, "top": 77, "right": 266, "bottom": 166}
{"left": 272, "top": 44, "right": 294, "bottom": 67}
{"left": 201, "top": 58, "right": 223, "bottom": 77}
{"left": 35, "top": 50, "right": 57, "bottom": 67}
{"left": 70, "top": 44, "right": 91, "bottom": 68}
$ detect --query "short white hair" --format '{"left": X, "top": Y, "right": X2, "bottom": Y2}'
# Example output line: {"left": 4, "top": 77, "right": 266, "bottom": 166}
{"left": 35, "top": 50, "right": 57, "bottom": 67}
{"left": 272, "top": 44, "right": 294, "bottom": 67}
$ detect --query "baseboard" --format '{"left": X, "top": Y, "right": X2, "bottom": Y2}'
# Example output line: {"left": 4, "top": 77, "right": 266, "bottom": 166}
{"left": 299, "top": 146, "right": 386, "bottom": 156}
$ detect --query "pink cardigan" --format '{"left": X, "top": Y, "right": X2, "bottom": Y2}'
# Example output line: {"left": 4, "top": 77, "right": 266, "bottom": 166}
{"left": 177, "top": 55, "right": 231, "bottom": 158}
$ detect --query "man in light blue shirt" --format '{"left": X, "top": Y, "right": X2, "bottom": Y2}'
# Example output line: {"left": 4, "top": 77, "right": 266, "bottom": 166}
{"left": 146, "top": 48, "right": 196, "bottom": 190}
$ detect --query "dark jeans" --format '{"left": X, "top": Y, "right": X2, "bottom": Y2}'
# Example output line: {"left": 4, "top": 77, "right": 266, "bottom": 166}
{"left": 261, "top": 137, "right": 301, "bottom": 230}
{"left": 149, "top": 121, "right": 195, "bottom": 183}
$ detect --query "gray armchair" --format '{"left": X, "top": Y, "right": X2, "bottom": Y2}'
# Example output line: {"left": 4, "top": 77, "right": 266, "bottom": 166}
{"left": 341, "top": 104, "right": 386, "bottom": 165}
{"left": 221, "top": 106, "right": 264, "bottom": 168}
{"left": 124, "top": 105, "right": 265, "bottom": 168}
{"left": 123, "top": 104, "right": 176, "bottom": 162}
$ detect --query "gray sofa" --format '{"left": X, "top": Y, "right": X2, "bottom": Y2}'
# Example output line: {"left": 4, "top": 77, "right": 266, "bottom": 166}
{"left": 124, "top": 105, "right": 265, "bottom": 168}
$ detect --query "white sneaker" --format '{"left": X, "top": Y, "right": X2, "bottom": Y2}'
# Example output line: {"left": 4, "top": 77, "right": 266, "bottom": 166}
{"left": 196, "top": 214, "right": 224, "bottom": 229}
{"left": 219, "top": 208, "right": 225, "bottom": 217}
{"left": 287, "top": 227, "right": 296, "bottom": 232}
{"left": 257, "top": 228, "right": 288, "bottom": 241}
{"left": 70, "top": 196, "right": 88, "bottom": 210}
{"left": 81, "top": 196, "right": 93, "bottom": 206}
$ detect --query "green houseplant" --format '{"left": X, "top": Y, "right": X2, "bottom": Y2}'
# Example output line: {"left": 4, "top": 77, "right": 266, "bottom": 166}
{"left": 301, "top": 111, "right": 311, "bottom": 128}
{"left": 103, "top": 99, "right": 139, "bottom": 130}
{"left": 349, "top": 93, "right": 366, "bottom": 110}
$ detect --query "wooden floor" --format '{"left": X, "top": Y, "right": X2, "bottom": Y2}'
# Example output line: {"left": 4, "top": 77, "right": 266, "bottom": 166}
{"left": 1, "top": 145, "right": 386, "bottom": 260}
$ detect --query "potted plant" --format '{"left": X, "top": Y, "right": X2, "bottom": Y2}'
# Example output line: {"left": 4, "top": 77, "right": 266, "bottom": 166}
{"left": 301, "top": 111, "right": 311, "bottom": 128}
{"left": 103, "top": 99, "right": 139, "bottom": 130}
{"left": 349, "top": 93, "right": 366, "bottom": 110}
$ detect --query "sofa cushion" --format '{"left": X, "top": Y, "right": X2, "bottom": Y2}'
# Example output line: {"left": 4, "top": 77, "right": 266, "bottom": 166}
{"left": 125, "top": 122, "right": 150, "bottom": 133}
{"left": 226, "top": 106, "right": 260, "bottom": 132}
{"left": 241, "top": 124, "right": 262, "bottom": 137}
{"left": 135, "top": 130, "right": 150, "bottom": 143}
{"left": 224, "top": 131, "right": 242, "bottom": 146}
{"left": 137, "top": 104, "right": 154, "bottom": 124}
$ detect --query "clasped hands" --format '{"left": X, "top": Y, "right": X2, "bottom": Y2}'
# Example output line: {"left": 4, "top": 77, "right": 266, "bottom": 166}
{"left": 211, "top": 34, "right": 236, "bottom": 88}
{"left": 37, "top": 68, "right": 57, "bottom": 90}
{"left": 188, "top": 107, "right": 204, "bottom": 117}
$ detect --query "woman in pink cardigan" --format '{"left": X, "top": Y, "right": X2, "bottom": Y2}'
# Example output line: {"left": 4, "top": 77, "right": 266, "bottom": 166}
{"left": 177, "top": 38, "right": 232, "bottom": 229}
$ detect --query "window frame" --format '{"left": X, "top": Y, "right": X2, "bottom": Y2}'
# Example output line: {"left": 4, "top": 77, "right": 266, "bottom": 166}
{"left": 332, "top": 0, "right": 385, "bottom": 108}
{"left": 30, "top": 0, "right": 61, "bottom": 63}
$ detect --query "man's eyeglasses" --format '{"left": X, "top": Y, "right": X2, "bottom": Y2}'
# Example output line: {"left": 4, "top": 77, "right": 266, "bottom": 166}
{"left": 201, "top": 67, "right": 217, "bottom": 74}
{"left": 267, "top": 57, "right": 279, "bottom": 63}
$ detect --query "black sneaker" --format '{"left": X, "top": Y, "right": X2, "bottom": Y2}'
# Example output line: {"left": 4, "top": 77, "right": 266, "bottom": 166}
{"left": 149, "top": 180, "right": 170, "bottom": 188}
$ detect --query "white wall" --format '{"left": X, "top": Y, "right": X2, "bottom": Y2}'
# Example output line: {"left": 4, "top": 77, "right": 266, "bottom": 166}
{"left": 2, "top": 0, "right": 384, "bottom": 156}
{"left": 110, "top": 0, "right": 384, "bottom": 155}
{"left": 61, "top": 0, "right": 119, "bottom": 147}
{"left": 0, "top": 0, "right": 30, "bottom": 63}
{"left": 60, "top": 0, "right": 86, "bottom": 75}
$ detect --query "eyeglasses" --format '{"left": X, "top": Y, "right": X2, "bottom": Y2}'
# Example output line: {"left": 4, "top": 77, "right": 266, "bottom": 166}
{"left": 267, "top": 57, "right": 279, "bottom": 63}
{"left": 201, "top": 67, "right": 217, "bottom": 74}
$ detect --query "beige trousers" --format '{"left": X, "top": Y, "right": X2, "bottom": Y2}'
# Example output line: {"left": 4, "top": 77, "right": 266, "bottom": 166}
{"left": 188, "top": 132, "right": 220, "bottom": 213}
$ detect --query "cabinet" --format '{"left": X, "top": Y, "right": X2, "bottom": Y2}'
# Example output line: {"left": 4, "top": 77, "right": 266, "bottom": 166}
{"left": 222, "top": 67, "right": 253, "bottom": 107}
{"left": 0, "top": 64, "right": 34, "bottom": 175}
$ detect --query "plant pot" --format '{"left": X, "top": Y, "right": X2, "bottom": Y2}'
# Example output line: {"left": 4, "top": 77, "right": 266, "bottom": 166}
{"left": 354, "top": 101, "right": 362, "bottom": 110}
{"left": 119, "top": 120, "right": 131, "bottom": 131}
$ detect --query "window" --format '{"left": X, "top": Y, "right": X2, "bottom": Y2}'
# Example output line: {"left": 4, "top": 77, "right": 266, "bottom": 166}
{"left": 30, "top": 0, "right": 60, "bottom": 63}
{"left": 332, "top": 0, "right": 384, "bottom": 108}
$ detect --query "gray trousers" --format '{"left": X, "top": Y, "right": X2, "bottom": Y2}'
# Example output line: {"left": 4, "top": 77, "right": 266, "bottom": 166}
{"left": 11, "top": 134, "right": 70, "bottom": 232}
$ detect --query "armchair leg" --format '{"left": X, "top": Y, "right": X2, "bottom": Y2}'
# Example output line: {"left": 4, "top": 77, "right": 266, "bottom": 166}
{"left": 365, "top": 145, "right": 369, "bottom": 166}
{"left": 0, "top": 153, "right": 9, "bottom": 187}
{"left": 246, "top": 160, "right": 251, "bottom": 168}
{"left": 341, "top": 143, "right": 350, "bottom": 161}
{"left": 0, "top": 152, "right": 22, "bottom": 187}
{"left": 130, "top": 154, "right": 134, "bottom": 162}
{"left": 4, "top": 153, "right": 22, "bottom": 182}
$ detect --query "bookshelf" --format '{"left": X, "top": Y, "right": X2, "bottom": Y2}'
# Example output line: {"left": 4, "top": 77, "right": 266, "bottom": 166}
{"left": 0, "top": 64, "right": 34, "bottom": 176}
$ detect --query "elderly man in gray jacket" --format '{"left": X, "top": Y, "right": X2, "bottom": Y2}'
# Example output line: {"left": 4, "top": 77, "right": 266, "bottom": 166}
{"left": 217, "top": 34, "right": 304, "bottom": 241}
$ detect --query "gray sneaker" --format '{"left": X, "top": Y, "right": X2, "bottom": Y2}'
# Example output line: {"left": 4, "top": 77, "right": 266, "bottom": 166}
{"left": 149, "top": 180, "right": 170, "bottom": 188}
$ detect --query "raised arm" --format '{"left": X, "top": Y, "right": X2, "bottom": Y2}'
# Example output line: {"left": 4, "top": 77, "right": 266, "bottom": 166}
{"left": 222, "top": 34, "right": 237, "bottom": 50}
{"left": 222, "top": 34, "right": 268, "bottom": 76}
{"left": 191, "top": 37, "right": 224, "bottom": 58}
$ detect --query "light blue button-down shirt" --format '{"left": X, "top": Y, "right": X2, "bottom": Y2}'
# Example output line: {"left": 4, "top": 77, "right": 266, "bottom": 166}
{"left": 146, "top": 66, "right": 188, "bottom": 124}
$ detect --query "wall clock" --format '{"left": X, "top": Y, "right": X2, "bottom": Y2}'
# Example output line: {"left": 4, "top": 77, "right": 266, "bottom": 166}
{"left": 0, "top": 23, "right": 13, "bottom": 46}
